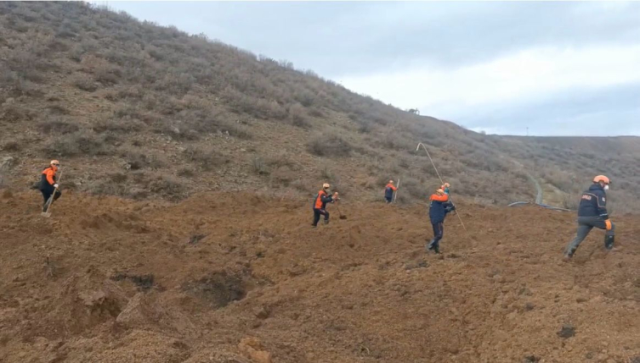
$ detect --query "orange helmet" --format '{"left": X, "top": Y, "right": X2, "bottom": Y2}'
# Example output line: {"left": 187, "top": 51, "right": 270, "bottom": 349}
{"left": 593, "top": 175, "right": 610, "bottom": 184}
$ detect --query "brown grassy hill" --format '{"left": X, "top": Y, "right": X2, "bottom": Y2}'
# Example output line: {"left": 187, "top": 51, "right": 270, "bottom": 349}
{"left": 0, "top": 1, "right": 638, "bottom": 212}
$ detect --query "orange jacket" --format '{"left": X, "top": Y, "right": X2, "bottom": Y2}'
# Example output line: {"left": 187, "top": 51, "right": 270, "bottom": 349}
{"left": 385, "top": 183, "right": 397, "bottom": 192}
{"left": 314, "top": 190, "right": 333, "bottom": 210}
{"left": 41, "top": 166, "right": 58, "bottom": 186}
{"left": 429, "top": 193, "right": 449, "bottom": 203}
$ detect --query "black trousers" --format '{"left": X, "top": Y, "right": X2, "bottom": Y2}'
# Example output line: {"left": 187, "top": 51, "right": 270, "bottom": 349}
{"left": 431, "top": 222, "right": 444, "bottom": 244}
{"left": 41, "top": 188, "right": 61, "bottom": 206}
{"left": 312, "top": 208, "right": 329, "bottom": 226}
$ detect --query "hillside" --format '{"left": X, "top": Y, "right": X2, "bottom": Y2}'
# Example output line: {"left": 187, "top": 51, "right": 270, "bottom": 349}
{"left": 2, "top": 1, "right": 637, "bottom": 212}
{"left": 2, "top": 3, "right": 640, "bottom": 363}
{"left": 2, "top": 191, "right": 640, "bottom": 362}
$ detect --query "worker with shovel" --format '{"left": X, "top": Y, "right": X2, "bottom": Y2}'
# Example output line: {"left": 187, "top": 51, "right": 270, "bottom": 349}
{"left": 563, "top": 175, "right": 615, "bottom": 261}
{"left": 312, "top": 183, "right": 339, "bottom": 227}
{"left": 384, "top": 180, "right": 398, "bottom": 204}
{"left": 426, "top": 188, "right": 454, "bottom": 254}
{"left": 40, "top": 160, "right": 62, "bottom": 213}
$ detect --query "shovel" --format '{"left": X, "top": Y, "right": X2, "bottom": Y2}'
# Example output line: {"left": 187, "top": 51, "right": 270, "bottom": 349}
{"left": 335, "top": 200, "right": 347, "bottom": 220}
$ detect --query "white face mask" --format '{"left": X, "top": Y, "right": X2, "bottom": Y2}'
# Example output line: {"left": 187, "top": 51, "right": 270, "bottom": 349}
{"left": 604, "top": 185, "right": 610, "bottom": 191}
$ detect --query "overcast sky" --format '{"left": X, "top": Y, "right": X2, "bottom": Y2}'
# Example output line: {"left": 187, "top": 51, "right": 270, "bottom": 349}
{"left": 101, "top": 1, "right": 640, "bottom": 136}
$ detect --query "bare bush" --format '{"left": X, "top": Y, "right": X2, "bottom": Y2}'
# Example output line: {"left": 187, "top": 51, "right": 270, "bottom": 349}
{"left": 307, "top": 133, "right": 353, "bottom": 158}
{"left": 182, "top": 146, "right": 228, "bottom": 171}
{"left": 120, "top": 149, "right": 165, "bottom": 170}
{"left": 288, "top": 103, "right": 310, "bottom": 128}
{"left": 73, "top": 77, "right": 98, "bottom": 92}
{"left": 41, "top": 130, "right": 115, "bottom": 157}
{"left": 92, "top": 117, "right": 145, "bottom": 134}
{"left": 40, "top": 118, "right": 80, "bottom": 135}
{"left": 1, "top": 141, "right": 21, "bottom": 152}
{"left": 251, "top": 156, "right": 270, "bottom": 175}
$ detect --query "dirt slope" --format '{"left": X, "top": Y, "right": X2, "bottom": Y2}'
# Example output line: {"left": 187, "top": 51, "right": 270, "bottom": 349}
{"left": 1, "top": 190, "right": 639, "bottom": 363}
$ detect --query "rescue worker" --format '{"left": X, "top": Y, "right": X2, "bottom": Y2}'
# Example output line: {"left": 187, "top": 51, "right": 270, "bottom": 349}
{"left": 40, "top": 160, "right": 62, "bottom": 212}
{"left": 426, "top": 188, "right": 454, "bottom": 254}
{"left": 312, "top": 183, "right": 339, "bottom": 227}
{"left": 563, "top": 175, "right": 615, "bottom": 261}
{"left": 384, "top": 180, "right": 398, "bottom": 203}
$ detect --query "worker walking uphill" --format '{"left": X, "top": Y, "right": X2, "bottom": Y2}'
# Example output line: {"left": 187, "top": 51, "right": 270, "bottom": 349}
{"left": 563, "top": 175, "right": 615, "bottom": 261}
{"left": 384, "top": 180, "right": 398, "bottom": 203}
{"left": 40, "top": 160, "right": 62, "bottom": 212}
{"left": 426, "top": 188, "right": 454, "bottom": 254}
{"left": 312, "top": 183, "right": 339, "bottom": 227}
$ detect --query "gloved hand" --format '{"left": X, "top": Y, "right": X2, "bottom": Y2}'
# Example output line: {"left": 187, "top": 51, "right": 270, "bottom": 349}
{"left": 53, "top": 184, "right": 59, "bottom": 188}
{"left": 333, "top": 192, "right": 339, "bottom": 201}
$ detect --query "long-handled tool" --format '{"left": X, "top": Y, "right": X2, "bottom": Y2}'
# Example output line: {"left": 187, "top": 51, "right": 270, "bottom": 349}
{"left": 42, "top": 170, "right": 62, "bottom": 218}
{"left": 335, "top": 200, "right": 347, "bottom": 220}
{"left": 416, "top": 143, "right": 467, "bottom": 232}
{"left": 393, "top": 177, "right": 401, "bottom": 203}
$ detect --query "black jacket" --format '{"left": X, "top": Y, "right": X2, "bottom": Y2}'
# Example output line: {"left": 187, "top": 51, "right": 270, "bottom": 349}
{"left": 577, "top": 184, "right": 608, "bottom": 219}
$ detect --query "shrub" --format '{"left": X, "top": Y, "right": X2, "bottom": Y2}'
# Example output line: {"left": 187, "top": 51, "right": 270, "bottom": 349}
{"left": 40, "top": 118, "right": 80, "bottom": 135}
{"left": 288, "top": 103, "right": 310, "bottom": 129}
{"left": 177, "top": 167, "right": 195, "bottom": 178}
{"left": 41, "top": 130, "right": 114, "bottom": 157}
{"left": 73, "top": 77, "right": 98, "bottom": 92}
{"left": 120, "top": 149, "right": 165, "bottom": 170}
{"left": 147, "top": 175, "right": 187, "bottom": 201}
{"left": 251, "top": 156, "right": 270, "bottom": 175}
{"left": 0, "top": 104, "right": 35, "bottom": 123}
{"left": 1, "top": 141, "right": 21, "bottom": 152}
{"left": 307, "top": 133, "right": 353, "bottom": 158}
{"left": 182, "top": 146, "right": 228, "bottom": 171}
{"left": 92, "top": 117, "right": 145, "bottom": 134}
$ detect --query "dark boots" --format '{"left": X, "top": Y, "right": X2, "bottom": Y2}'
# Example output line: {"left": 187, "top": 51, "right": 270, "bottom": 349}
{"left": 605, "top": 234, "right": 614, "bottom": 250}
{"left": 426, "top": 239, "right": 440, "bottom": 254}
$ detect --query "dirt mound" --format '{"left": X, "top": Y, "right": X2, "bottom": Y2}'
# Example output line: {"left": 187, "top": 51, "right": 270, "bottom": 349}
{"left": 1, "top": 191, "right": 640, "bottom": 362}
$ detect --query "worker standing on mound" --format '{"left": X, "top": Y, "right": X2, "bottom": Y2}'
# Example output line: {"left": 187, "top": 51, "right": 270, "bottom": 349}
{"left": 426, "top": 188, "right": 454, "bottom": 254}
{"left": 312, "top": 183, "right": 339, "bottom": 227}
{"left": 384, "top": 180, "right": 398, "bottom": 203}
{"left": 40, "top": 160, "right": 62, "bottom": 212}
{"left": 563, "top": 175, "right": 615, "bottom": 261}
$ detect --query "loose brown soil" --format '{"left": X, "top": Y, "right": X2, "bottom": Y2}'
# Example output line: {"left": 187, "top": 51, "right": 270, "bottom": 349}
{"left": 1, "top": 191, "right": 639, "bottom": 362}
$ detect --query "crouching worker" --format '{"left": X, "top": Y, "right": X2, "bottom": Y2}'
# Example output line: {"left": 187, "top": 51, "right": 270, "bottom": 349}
{"left": 384, "top": 180, "right": 397, "bottom": 203}
{"left": 40, "top": 160, "right": 62, "bottom": 212}
{"left": 563, "top": 175, "right": 615, "bottom": 261}
{"left": 426, "top": 188, "right": 454, "bottom": 254}
{"left": 312, "top": 183, "right": 339, "bottom": 227}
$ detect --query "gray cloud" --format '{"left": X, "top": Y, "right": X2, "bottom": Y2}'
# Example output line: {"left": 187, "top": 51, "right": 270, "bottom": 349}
{"left": 108, "top": 2, "right": 640, "bottom": 77}
{"left": 463, "top": 83, "right": 640, "bottom": 136}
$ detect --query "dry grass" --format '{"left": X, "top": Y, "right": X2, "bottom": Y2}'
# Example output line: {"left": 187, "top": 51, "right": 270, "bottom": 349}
{"left": 0, "top": 1, "right": 637, "bottom": 212}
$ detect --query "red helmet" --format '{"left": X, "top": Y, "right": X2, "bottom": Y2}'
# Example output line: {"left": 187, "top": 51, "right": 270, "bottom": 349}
{"left": 593, "top": 175, "right": 610, "bottom": 184}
